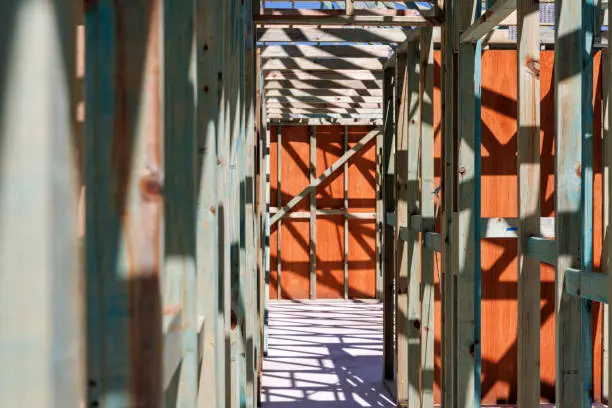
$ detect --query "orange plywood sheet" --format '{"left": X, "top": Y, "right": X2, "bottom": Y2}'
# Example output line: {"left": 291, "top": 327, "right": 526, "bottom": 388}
{"left": 280, "top": 125, "right": 310, "bottom": 212}
{"left": 279, "top": 219, "right": 311, "bottom": 299}
{"left": 348, "top": 126, "right": 377, "bottom": 213}
{"left": 316, "top": 216, "right": 345, "bottom": 299}
{"left": 348, "top": 219, "right": 376, "bottom": 299}
{"left": 315, "top": 126, "right": 344, "bottom": 209}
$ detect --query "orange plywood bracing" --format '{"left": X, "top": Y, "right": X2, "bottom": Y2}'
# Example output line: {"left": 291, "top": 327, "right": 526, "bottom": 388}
{"left": 315, "top": 126, "right": 345, "bottom": 298}
{"left": 347, "top": 126, "right": 377, "bottom": 299}
{"left": 275, "top": 125, "right": 312, "bottom": 299}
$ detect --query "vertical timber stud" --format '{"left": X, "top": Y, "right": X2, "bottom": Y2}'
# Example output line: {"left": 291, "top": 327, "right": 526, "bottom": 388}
{"left": 244, "top": 0, "right": 256, "bottom": 402}
{"left": 163, "top": 0, "right": 197, "bottom": 404}
{"left": 604, "top": 45, "right": 610, "bottom": 405}
{"left": 395, "top": 51, "right": 409, "bottom": 401}
{"left": 345, "top": 126, "right": 350, "bottom": 300}
{"left": 310, "top": 126, "right": 317, "bottom": 299}
{"left": 608, "top": 31, "right": 612, "bottom": 408}
{"left": 264, "top": 122, "right": 271, "bottom": 356}
{"left": 456, "top": 0, "right": 482, "bottom": 406}
{"left": 229, "top": 0, "right": 248, "bottom": 398}
{"left": 582, "top": 0, "right": 595, "bottom": 405}
{"left": 419, "top": 28, "right": 435, "bottom": 408}
{"left": 0, "top": 1, "right": 82, "bottom": 406}
{"left": 85, "top": 1, "right": 163, "bottom": 406}
{"left": 395, "top": 48, "right": 420, "bottom": 406}
{"left": 382, "top": 65, "right": 397, "bottom": 382}
{"left": 278, "top": 126, "right": 283, "bottom": 299}
{"left": 554, "top": 0, "right": 592, "bottom": 405}
{"left": 376, "top": 107, "right": 385, "bottom": 301}
{"left": 516, "top": 0, "right": 541, "bottom": 405}
{"left": 221, "top": 0, "right": 233, "bottom": 399}
{"left": 441, "top": 0, "right": 457, "bottom": 404}
{"left": 195, "top": 0, "right": 224, "bottom": 402}
{"left": 406, "top": 40, "right": 422, "bottom": 408}
{"left": 346, "top": 0, "right": 354, "bottom": 15}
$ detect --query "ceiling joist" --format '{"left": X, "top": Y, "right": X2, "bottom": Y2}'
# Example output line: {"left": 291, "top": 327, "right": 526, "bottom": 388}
{"left": 264, "top": 70, "right": 383, "bottom": 80}
{"left": 266, "top": 101, "right": 381, "bottom": 109}
{"left": 265, "top": 88, "right": 383, "bottom": 97}
{"left": 261, "top": 57, "right": 385, "bottom": 70}
{"left": 260, "top": 44, "right": 392, "bottom": 59}
{"left": 266, "top": 95, "right": 381, "bottom": 103}
{"left": 267, "top": 107, "right": 382, "bottom": 114}
{"left": 264, "top": 79, "right": 383, "bottom": 90}
{"left": 257, "top": 27, "right": 413, "bottom": 43}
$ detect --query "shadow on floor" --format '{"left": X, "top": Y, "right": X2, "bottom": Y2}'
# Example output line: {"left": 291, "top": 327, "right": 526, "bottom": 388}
{"left": 261, "top": 301, "right": 396, "bottom": 407}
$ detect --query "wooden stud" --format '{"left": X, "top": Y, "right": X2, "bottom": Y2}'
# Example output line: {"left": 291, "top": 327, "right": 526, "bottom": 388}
{"left": 163, "top": 0, "right": 198, "bottom": 403}
{"left": 346, "top": 0, "right": 354, "bottom": 15}
{"left": 440, "top": 0, "right": 457, "bottom": 405}
{"left": 221, "top": 0, "right": 234, "bottom": 401}
{"left": 581, "top": 0, "right": 595, "bottom": 405}
{"left": 406, "top": 41, "right": 422, "bottom": 408}
{"left": 263, "top": 123, "right": 271, "bottom": 356}
{"left": 310, "top": 126, "right": 317, "bottom": 300}
{"left": 245, "top": 0, "right": 257, "bottom": 402}
{"left": 195, "top": 0, "right": 225, "bottom": 402}
{"left": 344, "top": 126, "right": 350, "bottom": 300}
{"left": 605, "top": 45, "right": 611, "bottom": 406}
{"left": 516, "top": 0, "right": 541, "bottom": 405}
{"left": 0, "top": 1, "right": 82, "bottom": 406}
{"left": 394, "top": 48, "right": 420, "bottom": 406}
{"left": 420, "top": 28, "right": 435, "bottom": 408}
{"left": 277, "top": 126, "right": 283, "bottom": 299}
{"left": 454, "top": 0, "right": 482, "bottom": 405}
{"left": 382, "top": 65, "right": 396, "bottom": 383}
{"left": 376, "top": 103, "right": 385, "bottom": 301}
{"left": 608, "top": 40, "right": 612, "bottom": 408}
{"left": 554, "top": 0, "right": 592, "bottom": 405}
{"left": 85, "top": 2, "right": 164, "bottom": 405}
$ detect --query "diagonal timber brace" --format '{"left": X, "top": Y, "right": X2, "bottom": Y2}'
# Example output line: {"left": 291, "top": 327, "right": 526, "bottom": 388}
{"left": 270, "top": 127, "right": 380, "bottom": 225}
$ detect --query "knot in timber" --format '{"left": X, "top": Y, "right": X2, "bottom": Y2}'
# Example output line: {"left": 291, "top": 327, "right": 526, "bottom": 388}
{"left": 140, "top": 171, "right": 162, "bottom": 201}
{"left": 524, "top": 57, "right": 540, "bottom": 78}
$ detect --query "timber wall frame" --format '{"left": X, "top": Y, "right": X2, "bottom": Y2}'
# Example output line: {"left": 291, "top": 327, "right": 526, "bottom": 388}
{"left": 0, "top": 0, "right": 262, "bottom": 406}
{"left": 379, "top": 1, "right": 612, "bottom": 408}
{"left": 267, "top": 124, "right": 381, "bottom": 301}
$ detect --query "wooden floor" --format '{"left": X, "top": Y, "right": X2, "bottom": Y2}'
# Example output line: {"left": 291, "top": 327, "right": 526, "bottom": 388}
{"left": 261, "top": 301, "right": 396, "bottom": 407}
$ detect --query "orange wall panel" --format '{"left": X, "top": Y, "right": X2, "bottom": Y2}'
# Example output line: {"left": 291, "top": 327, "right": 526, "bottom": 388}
{"left": 348, "top": 219, "right": 376, "bottom": 299}
{"left": 315, "top": 216, "right": 345, "bottom": 299}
